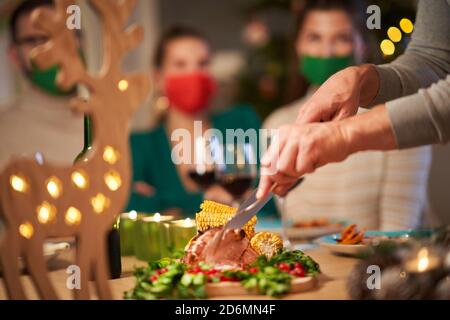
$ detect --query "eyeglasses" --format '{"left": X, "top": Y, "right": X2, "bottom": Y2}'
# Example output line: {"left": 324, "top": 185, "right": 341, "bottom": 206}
{"left": 15, "top": 35, "right": 49, "bottom": 47}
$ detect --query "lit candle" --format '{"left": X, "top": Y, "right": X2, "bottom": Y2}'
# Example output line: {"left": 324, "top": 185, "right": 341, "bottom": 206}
{"left": 168, "top": 218, "right": 198, "bottom": 254}
{"left": 119, "top": 210, "right": 140, "bottom": 256}
{"left": 133, "top": 213, "right": 173, "bottom": 262}
{"left": 405, "top": 247, "right": 440, "bottom": 273}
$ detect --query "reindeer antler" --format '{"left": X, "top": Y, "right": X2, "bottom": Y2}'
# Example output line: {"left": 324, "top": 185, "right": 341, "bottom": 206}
{"left": 88, "top": 0, "right": 144, "bottom": 80}
{"left": 31, "top": 0, "right": 150, "bottom": 118}
{"left": 30, "top": 0, "right": 93, "bottom": 90}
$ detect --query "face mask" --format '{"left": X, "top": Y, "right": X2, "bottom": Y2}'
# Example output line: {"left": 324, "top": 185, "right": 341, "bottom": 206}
{"left": 28, "top": 64, "right": 76, "bottom": 96}
{"left": 165, "top": 72, "right": 216, "bottom": 115}
{"left": 300, "top": 55, "right": 353, "bottom": 85}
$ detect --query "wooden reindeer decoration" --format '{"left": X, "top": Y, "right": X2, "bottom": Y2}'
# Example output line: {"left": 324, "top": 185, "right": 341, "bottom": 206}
{"left": 0, "top": 0, "right": 150, "bottom": 299}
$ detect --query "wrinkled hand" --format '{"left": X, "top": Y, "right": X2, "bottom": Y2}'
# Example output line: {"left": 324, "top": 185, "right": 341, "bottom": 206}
{"left": 257, "top": 122, "right": 351, "bottom": 198}
{"left": 296, "top": 65, "right": 379, "bottom": 124}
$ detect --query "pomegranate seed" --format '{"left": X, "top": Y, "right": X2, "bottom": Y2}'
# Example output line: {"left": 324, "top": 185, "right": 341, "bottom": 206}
{"left": 220, "top": 276, "right": 232, "bottom": 282}
{"left": 150, "top": 275, "right": 158, "bottom": 282}
{"left": 278, "top": 263, "right": 290, "bottom": 272}
{"left": 206, "top": 269, "right": 218, "bottom": 275}
{"left": 249, "top": 267, "right": 258, "bottom": 274}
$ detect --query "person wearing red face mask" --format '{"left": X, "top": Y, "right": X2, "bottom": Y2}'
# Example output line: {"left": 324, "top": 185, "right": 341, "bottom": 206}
{"left": 126, "top": 26, "right": 278, "bottom": 218}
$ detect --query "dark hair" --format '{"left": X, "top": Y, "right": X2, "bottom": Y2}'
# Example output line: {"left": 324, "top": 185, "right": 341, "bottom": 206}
{"left": 154, "top": 25, "right": 210, "bottom": 68}
{"left": 9, "top": 0, "right": 54, "bottom": 44}
{"left": 284, "top": 0, "right": 379, "bottom": 103}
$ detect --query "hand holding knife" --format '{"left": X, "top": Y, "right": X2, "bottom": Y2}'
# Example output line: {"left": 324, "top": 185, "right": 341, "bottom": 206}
{"left": 212, "top": 178, "right": 304, "bottom": 253}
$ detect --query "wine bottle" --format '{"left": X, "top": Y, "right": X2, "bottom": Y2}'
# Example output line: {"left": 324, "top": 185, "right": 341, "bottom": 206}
{"left": 74, "top": 115, "right": 122, "bottom": 279}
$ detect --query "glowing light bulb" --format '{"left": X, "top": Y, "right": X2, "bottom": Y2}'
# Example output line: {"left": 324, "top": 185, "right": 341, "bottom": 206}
{"left": 380, "top": 39, "right": 395, "bottom": 56}
{"left": 71, "top": 169, "right": 89, "bottom": 189}
{"left": 46, "top": 176, "right": 62, "bottom": 199}
{"left": 104, "top": 170, "right": 122, "bottom": 191}
{"left": 10, "top": 174, "right": 28, "bottom": 193}
{"left": 118, "top": 80, "right": 129, "bottom": 91}
{"left": 65, "top": 207, "right": 82, "bottom": 226}
{"left": 37, "top": 201, "right": 56, "bottom": 224}
{"left": 90, "top": 193, "right": 110, "bottom": 214}
{"left": 399, "top": 18, "right": 414, "bottom": 33}
{"left": 103, "top": 146, "right": 119, "bottom": 165}
{"left": 19, "top": 222, "right": 34, "bottom": 239}
{"left": 387, "top": 26, "right": 402, "bottom": 42}
{"left": 153, "top": 212, "right": 161, "bottom": 222}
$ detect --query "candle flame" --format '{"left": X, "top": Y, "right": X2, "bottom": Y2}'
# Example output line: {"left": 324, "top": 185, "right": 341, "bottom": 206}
{"left": 184, "top": 218, "right": 192, "bottom": 227}
{"left": 129, "top": 210, "right": 137, "bottom": 220}
{"left": 153, "top": 212, "right": 161, "bottom": 222}
{"left": 417, "top": 248, "right": 429, "bottom": 272}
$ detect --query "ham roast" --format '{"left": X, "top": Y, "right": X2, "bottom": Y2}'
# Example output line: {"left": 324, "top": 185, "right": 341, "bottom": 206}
{"left": 183, "top": 227, "right": 258, "bottom": 268}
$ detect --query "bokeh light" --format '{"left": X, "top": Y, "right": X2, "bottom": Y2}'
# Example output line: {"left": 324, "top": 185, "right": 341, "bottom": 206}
{"left": 399, "top": 18, "right": 414, "bottom": 33}
{"left": 380, "top": 39, "right": 395, "bottom": 56}
{"left": 387, "top": 27, "right": 402, "bottom": 43}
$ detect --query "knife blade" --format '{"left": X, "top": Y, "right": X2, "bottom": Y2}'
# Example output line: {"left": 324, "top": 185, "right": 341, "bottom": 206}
{"left": 229, "top": 177, "right": 305, "bottom": 230}
{"left": 211, "top": 178, "right": 305, "bottom": 254}
{"left": 210, "top": 184, "right": 277, "bottom": 255}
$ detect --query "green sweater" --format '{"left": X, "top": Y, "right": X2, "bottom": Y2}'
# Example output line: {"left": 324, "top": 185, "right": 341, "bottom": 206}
{"left": 126, "top": 105, "right": 278, "bottom": 218}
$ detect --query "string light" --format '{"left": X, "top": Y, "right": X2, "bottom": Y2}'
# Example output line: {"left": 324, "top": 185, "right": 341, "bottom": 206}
{"left": 380, "top": 39, "right": 395, "bottom": 56}
{"left": 387, "top": 27, "right": 402, "bottom": 43}
{"left": 399, "top": 18, "right": 414, "bottom": 33}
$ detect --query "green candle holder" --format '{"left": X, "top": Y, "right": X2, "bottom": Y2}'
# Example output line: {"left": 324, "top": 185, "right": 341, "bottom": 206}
{"left": 119, "top": 211, "right": 141, "bottom": 256}
{"left": 168, "top": 218, "right": 197, "bottom": 255}
{"left": 133, "top": 213, "right": 174, "bottom": 262}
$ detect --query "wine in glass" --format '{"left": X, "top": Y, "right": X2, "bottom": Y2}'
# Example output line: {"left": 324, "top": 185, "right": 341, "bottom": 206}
{"left": 188, "top": 135, "right": 217, "bottom": 189}
{"left": 215, "top": 142, "right": 257, "bottom": 205}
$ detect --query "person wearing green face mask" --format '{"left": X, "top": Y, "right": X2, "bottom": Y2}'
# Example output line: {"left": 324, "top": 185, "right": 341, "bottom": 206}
{"left": 0, "top": 0, "right": 83, "bottom": 169}
{"left": 263, "top": 0, "right": 432, "bottom": 231}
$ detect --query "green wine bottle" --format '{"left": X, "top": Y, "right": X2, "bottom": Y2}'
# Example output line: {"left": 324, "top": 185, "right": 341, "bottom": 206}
{"left": 74, "top": 115, "right": 122, "bottom": 279}
{"left": 74, "top": 115, "right": 93, "bottom": 162}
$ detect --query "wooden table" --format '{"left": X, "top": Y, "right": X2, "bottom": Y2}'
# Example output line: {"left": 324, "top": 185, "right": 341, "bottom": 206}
{"left": 0, "top": 247, "right": 358, "bottom": 300}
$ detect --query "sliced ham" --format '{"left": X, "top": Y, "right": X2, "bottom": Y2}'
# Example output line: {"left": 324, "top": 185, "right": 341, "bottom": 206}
{"left": 183, "top": 227, "right": 258, "bottom": 268}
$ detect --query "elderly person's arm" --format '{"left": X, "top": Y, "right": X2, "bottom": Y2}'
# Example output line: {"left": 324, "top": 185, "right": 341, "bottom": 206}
{"left": 257, "top": 76, "right": 450, "bottom": 197}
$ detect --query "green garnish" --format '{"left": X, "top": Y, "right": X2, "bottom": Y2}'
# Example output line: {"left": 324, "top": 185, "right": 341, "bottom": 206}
{"left": 124, "top": 249, "right": 320, "bottom": 300}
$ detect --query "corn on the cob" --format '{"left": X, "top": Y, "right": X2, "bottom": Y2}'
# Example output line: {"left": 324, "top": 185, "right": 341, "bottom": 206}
{"left": 195, "top": 200, "right": 257, "bottom": 238}
{"left": 250, "top": 231, "right": 283, "bottom": 258}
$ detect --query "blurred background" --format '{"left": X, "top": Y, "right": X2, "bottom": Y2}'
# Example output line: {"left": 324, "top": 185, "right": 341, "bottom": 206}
{"left": 0, "top": 0, "right": 448, "bottom": 226}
